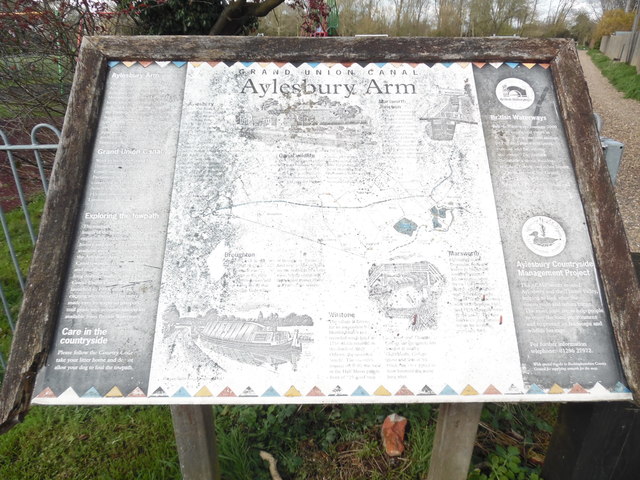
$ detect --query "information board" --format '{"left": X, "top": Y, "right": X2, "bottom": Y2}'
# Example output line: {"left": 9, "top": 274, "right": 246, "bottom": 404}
{"left": 31, "top": 57, "right": 630, "bottom": 404}
{"left": 3, "top": 39, "right": 638, "bottom": 424}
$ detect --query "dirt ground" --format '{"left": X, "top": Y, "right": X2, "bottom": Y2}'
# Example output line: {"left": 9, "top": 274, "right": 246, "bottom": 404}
{"left": 578, "top": 50, "right": 640, "bottom": 253}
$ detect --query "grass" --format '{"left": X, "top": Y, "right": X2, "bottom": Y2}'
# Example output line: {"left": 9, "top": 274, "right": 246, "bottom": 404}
{"left": 0, "top": 196, "right": 553, "bottom": 479}
{"left": 0, "top": 400, "right": 554, "bottom": 479}
{"left": 588, "top": 49, "right": 640, "bottom": 101}
{"left": 0, "top": 55, "right": 70, "bottom": 81}
{"left": 214, "top": 403, "right": 440, "bottom": 479}
{"left": 0, "top": 55, "right": 71, "bottom": 120}
{"left": 0, "top": 405, "right": 180, "bottom": 480}
{"left": 0, "top": 104, "right": 13, "bottom": 119}
{"left": 0, "top": 195, "right": 45, "bottom": 373}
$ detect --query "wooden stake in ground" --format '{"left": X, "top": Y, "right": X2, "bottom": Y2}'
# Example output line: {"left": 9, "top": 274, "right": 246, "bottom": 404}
{"left": 171, "top": 405, "right": 220, "bottom": 480}
{"left": 427, "top": 403, "right": 484, "bottom": 480}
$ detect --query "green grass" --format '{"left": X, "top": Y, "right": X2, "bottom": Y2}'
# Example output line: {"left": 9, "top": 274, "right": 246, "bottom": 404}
{"left": 0, "top": 405, "right": 179, "bottom": 480}
{"left": 0, "top": 195, "right": 45, "bottom": 373}
{"left": 0, "top": 401, "right": 438, "bottom": 479}
{"left": 588, "top": 49, "right": 640, "bottom": 101}
{"left": 0, "top": 401, "right": 550, "bottom": 479}
{"left": 0, "top": 197, "right": 552, "bottom": 479}
{"left": 213, "top": 403, "right": 440, "bottom": 480}
{"left": 0, "top": 55, "right": 71, "bottom": 119}
{"left": 0, "top": 104, "right": 13, "bottom": 119}
{"left": 0, "top": 55, "right": 72, "bottom": 87}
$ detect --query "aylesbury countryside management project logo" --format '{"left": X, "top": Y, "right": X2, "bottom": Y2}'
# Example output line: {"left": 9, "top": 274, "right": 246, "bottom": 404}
{"left": 495, "top": 78, "right": 535, "bottom": 110}
{"left": 522, "top": 216, "right": 567, "bottom": 257}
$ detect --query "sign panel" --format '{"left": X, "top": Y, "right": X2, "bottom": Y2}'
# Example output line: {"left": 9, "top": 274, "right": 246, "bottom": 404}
{"left": 32, "top": 56, "right": 631, "bottom": 404}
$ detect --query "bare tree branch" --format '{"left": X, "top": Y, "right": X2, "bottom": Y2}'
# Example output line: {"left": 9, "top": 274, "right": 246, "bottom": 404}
{"left": 210, "top": 0, "right": 286, "bottom": 35}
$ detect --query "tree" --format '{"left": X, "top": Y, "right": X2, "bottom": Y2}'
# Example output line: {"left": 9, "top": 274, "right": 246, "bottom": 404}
{"left": 594, "top": 8, "right": 635, "bottom": 41}
{"left": 210, "top": 0, "right": 292, "bottom": 34}
{"left": 591, "top": 0, "right": 637, "bottom": 19}
{"left": 570, "top": 11, "right": 595, "bottom": 46}
{"left": 468, "top": 0, "right": 531, "bottom": 36}
{"left": 332, "top": 0, "right": 389, "bottom": 36}
{"left": 118, "top": 0, "right": 227, "bottom": 35}
{"left": 255, "top": 0, "right": 332, "bottom": 36}
{"left": 545, "top": 0, "right": 576, "bottom": 33}
{"left": 0, "top": 0, "right": 325, "bottom": 139}
{"left": 599, "top": 0, "right": 635, "bottom": 13}
{"left": 434, "top": 0, "right": 467, "bottom": 36}
{"left": 257, "top": 6, "right": 303, "bottom": 35}
{"left": 0, "top": 0, "right": 111, "bottom": 131}
{"left": 117, "top": 0, "right": 312, "bottom": 35}
{"left": 298, "top": 0, "right": 330, "bottom": 35}
{"left": 391, "top": 0, "right": 432, "bottom": 36}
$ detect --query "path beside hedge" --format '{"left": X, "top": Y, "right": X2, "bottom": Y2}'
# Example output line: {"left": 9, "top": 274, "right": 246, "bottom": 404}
{"left": 578, "top": 49, "right": 640, "bottom": 253}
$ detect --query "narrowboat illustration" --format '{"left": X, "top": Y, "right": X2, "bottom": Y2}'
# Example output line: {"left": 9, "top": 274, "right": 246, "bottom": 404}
{"left": 163, "top": 307, "right": 311, "bottom": 370}
{"left": 197, "top": 321, "right": 302, "bottom": 370}
{"left": 199, "top": 320, "right": 298, "bottom": 349}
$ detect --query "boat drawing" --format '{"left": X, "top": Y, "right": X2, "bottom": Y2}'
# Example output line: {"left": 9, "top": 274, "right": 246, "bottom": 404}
{"left": 197, "top": 321, "right": 302, "bottom": 369}
{"left": 163, "top": 307, "right": 310, "bottom": 370}
{"left": 199, "top": 320, "right": 297, "bottom": 349}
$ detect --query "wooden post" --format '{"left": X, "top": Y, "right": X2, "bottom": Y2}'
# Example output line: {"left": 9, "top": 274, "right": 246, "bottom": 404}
{"left": 427, "top": 403, "right": 484, "bottom": 480}
{"left": 543, "top": 402, "right": 640, "bottom": 479}
{"left": 170, "top": 405, "right": 221, "bottom": 480}
{"left": 542, "top": 258, "right": 640, "bottom": 480}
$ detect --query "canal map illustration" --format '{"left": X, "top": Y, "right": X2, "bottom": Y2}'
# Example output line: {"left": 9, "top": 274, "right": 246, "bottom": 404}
{"left": 146, "top": 62, "right": 524, "bottom": 398}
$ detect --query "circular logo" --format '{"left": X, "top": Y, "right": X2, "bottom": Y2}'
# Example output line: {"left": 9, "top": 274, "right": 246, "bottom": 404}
{"left": 495, "top": 78, "right": 535, "bottom": 110}
{"left": 522, "top": 216, "right": 566, "bottom": 257}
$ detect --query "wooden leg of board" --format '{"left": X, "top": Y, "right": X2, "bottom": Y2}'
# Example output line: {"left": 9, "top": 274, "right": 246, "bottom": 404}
{"left": 543, "top": 402, "right": 640, "bottom": 480}
{"left": 427, "top": 403, "right": 483, "bottom": 480}
{"left": 170, "top": 405, "right": 221, "bottom": 480}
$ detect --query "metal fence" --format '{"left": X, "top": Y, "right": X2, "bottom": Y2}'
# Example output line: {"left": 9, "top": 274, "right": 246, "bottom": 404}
{"left": 0, "top": 123, "right": 60, "bottom": 373}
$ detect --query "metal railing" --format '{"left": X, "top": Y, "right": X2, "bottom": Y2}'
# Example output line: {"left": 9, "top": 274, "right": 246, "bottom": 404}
{"left": 0, "top": 123, "right": 60, "bottom": 371}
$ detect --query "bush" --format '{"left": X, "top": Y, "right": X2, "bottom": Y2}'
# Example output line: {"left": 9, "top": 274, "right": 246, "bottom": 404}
{"left": 594, "top": 9, "right": 635, "bottom": 43}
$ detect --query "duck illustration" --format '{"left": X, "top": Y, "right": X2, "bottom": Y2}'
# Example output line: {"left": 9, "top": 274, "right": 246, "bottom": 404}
{"left": 529, "top": 224, "right": 559, "bottom": 246}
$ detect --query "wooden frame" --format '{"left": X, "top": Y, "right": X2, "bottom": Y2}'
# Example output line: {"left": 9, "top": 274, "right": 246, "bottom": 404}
{"left": 1, "top": 36, "right": 639, "bottom": 433}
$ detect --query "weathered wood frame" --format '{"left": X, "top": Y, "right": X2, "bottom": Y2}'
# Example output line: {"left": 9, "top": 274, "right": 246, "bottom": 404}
{"left": 1, "top": 37, "right": 639, "bottom": 433}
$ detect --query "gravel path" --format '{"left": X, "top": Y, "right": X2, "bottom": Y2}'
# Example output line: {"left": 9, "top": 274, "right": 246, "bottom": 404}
{"left": 578, "top": 50, "right": 640, "bottom": 252}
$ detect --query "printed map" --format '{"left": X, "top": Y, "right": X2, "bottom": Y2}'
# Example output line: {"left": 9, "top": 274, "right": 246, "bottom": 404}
{"left": 147, "top": 62, "right": 524, "bottom": 399}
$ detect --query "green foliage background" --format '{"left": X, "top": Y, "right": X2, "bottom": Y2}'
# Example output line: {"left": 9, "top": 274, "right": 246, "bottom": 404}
{"left": 118, "top": 0, "right": 226, "bottom": 35}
